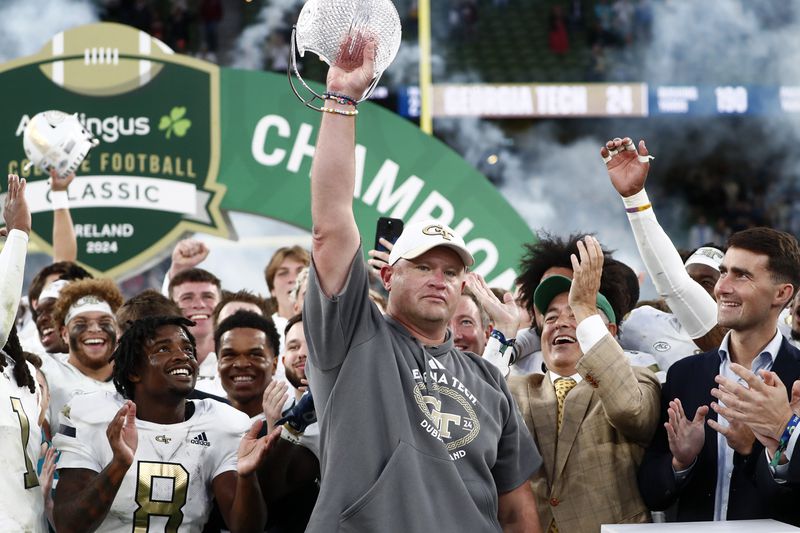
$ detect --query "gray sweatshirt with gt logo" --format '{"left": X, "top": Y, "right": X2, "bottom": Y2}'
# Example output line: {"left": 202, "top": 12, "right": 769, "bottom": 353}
{"left": 303, "top": 249, "right": 541, "bottom": 532}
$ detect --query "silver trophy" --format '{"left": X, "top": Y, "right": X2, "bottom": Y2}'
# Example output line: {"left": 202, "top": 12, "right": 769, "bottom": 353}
{"left": 289, "top": 0, "right": 402, "bottom": 109}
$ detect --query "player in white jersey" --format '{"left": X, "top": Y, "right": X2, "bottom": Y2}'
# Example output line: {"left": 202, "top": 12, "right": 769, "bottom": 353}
{"left": 1, "top": 332, "right": 45, "bottom": 532}
{"left": 41, "top": 278, "right": 123, "bottom": 431}
{"left": 53, "top": 315, "right": 281, "bottom": 532}
{"left": 618, "top": 247, "right": 724, "bottom": 372}
{"left": 619, "top": 303, "right": 704, "bottom": 371}
{"left": 0, "top": 174, "right": 47, "bottom": 532}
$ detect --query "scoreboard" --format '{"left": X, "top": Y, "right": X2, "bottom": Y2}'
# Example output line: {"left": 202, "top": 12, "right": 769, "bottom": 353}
{"left": 396, "top": 83, "right": 800, "bottom": 118}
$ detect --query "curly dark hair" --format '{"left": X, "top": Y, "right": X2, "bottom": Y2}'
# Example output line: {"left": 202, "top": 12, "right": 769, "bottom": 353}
{"left": 601, "top": 258, "right": 640, "bottom": 323}
{"left": 112, "top": 316, "right": 196, "bottom": 400}
{"left": 0, "top": 325, "right": 35, "bottom": 393}
{"left": 516, "top": 232, "right": 614, "bottom": 315}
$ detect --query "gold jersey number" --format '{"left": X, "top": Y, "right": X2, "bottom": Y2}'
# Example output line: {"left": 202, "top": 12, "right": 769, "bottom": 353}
{"left": 10, "top": 397, "right": 40, "bottom": 489}
{"left": 134, "top": 461, "right": 190, "bottom": 532}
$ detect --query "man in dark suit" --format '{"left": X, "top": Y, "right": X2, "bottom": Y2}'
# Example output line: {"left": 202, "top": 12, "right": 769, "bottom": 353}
{"left": 638, "top": 226, "right": 800, "bottom": 522}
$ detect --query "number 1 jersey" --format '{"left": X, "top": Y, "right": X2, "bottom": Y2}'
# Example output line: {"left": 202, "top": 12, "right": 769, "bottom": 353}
{"left": 0, "top": 355, "right": 45, "bottom": 532}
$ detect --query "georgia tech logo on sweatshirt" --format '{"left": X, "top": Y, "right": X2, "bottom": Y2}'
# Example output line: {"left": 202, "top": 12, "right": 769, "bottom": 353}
{"left": 412, "top": 363, "right": 481, "bottom": 460}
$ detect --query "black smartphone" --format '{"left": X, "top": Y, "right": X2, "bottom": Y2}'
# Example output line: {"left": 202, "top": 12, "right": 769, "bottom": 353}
{"left": 375, "top": 217, "right": 404, "bottom": 252}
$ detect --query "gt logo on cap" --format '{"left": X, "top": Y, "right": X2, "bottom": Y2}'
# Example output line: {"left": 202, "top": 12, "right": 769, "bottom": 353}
{"left": 422, "top": 224, "right": 454, "bottom": 241}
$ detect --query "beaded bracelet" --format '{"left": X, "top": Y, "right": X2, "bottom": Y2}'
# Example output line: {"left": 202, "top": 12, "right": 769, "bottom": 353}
{"left": 321, "top": 106, "right": 359, "bottom": 117}
{"left": 770, "top": 413, "right": 800, "bottom": 468}
{"left": 323, "top": 91, "right": 358, "bottom": 107}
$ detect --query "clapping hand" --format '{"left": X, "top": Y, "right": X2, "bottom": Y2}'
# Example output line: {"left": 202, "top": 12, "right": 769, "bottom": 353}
{"left": 666, "top": 398, "right": 708, "bottom": 471}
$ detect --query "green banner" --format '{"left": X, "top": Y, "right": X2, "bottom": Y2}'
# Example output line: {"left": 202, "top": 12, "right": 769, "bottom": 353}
{"left": 0, "top": 22, "right": 533, "bottom": 288}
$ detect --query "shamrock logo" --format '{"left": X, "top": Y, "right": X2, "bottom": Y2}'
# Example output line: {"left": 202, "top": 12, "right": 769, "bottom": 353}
{"left": 158, "top": 106, "right": 192, "bottom": 139}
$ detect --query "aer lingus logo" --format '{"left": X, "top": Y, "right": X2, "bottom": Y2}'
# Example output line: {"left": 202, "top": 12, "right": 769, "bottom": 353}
{"left": 159, "top": 106, "right": 192, "bottom": 139}
{"left": 0, "top": 22, "right": 228, "bottom": 279}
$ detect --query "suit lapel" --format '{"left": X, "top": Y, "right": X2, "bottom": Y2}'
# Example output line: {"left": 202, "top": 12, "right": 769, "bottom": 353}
{"left": 554, "top": 380, "right": 593, "bottom": 480}
{"left": 529, "top": 375, "right": 559, "bottom": 481}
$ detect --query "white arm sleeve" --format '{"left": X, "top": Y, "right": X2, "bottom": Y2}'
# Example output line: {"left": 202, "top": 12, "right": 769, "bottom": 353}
{"left": 482, "top": 336, "right": 511, "bottom": 377}
{"left": 623, "top": 190, "right": 717, "bottom": 338}
{"left": 0, "top": 229, "right": 28, "bottom": 348}
{"left": 161, "top": 271, "right": 171, "bottom": 297}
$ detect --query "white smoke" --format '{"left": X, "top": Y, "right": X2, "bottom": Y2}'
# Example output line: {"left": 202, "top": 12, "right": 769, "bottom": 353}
{"left": 230, "top": 0, "right": 302, "bottom": 70}
{"left": 381, "top": 43, "right": 447, "bottom": 87}
{"left": 436, "top": 117, "right": 648, "bottom": 289}
{"left": 434, "top": 0, "right": 800, "bottom": 297}
{"left": 0, "top": 0, "right": 97, "bottom": 62}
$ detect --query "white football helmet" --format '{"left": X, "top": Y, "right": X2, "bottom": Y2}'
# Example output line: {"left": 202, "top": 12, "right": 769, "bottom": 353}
{"left": 23, "top": 110, "right": 99, "bottom": 178}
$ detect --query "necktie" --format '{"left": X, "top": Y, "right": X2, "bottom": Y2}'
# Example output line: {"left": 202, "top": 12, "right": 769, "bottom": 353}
{"left": 550, "top": 377, "right": 578, "bottom": 533}
{"left": 554, "top": 377, "right": 577, "bottom": 432}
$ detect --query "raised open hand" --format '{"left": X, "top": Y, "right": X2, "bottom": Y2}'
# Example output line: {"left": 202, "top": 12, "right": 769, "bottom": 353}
{"left": 2, "top": 174, "right": 31, "bottom": 236}
{"left": 601, "top": 137, "right": 652, "bottom": 198}
{"left": 568, "top": 235, "right": 604, "bottom": 322}
{"left": 466, "top": 272, "right": 519, "bottom": 337}
{"left": 326, "top": 37, "right": 376, "bottom": 101}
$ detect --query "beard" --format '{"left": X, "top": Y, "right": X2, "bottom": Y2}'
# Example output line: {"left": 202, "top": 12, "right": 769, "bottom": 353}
{"left": 284, "top": 366, "right": 305, "bottom": 390}
{"left": 68, "top": 323, "right": 117, "bottom": 370}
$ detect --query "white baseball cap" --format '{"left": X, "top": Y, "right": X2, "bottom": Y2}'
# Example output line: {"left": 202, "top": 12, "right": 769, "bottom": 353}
{"left": 684, "top": 246, "right": 724, "bottom": 271}
{"left": 388, "top": 220, "right": 474, "bottom": 267}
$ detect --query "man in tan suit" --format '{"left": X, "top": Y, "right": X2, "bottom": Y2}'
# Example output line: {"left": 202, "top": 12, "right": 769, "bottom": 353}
{"left": 509, "top": 235, "right": 660, "bottom": 532}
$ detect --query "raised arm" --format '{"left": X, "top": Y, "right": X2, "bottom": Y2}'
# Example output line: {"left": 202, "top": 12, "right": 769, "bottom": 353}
{"left": 159, "top": 238, "right": 210, "bottom": 295}
{"left": 0, "top": 174, "right": 31, "bottom": 348}
{"left": 310, "top": 39, "right": 376, "bottom": 297}
{"left": 50, "top": 169, "right": 77, "bottom": 262}
{"left": 602, "top": 136, "right": 723, "bottom": 350}
{"left": 570, "top": 236, "right": 660, "bottom": 440}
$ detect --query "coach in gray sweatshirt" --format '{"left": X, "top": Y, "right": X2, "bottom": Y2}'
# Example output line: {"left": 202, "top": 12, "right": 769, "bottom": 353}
{"left": 302, "top": 42, "right": 542, "bottom": 533}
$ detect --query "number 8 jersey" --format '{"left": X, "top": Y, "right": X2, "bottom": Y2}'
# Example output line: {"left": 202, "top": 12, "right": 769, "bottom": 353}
{"left": 54, "top": 391, "right": 251, "bottom": 533}
{"left": 0, "top": 354, "right": 45, "bottom": 533}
